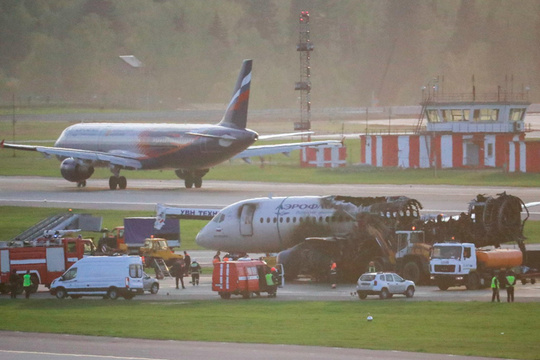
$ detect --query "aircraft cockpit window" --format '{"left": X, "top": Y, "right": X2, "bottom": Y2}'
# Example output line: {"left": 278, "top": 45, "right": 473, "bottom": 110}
{"left": 212, "top": 213, "right": 225, "bottom": 223}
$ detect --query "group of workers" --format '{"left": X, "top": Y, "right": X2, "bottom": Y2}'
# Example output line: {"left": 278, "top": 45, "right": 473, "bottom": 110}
{"left": 8, "top": 269, "right": 33, "bottom": 299}
{"left": 170, "top": 251, "right": 202, "bottom": 289}
{"left": 491, "top": 270, "right": 517, "bottom": 302}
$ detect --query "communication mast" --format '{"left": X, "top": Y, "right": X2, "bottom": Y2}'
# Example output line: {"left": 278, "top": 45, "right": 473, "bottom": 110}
{"left": 294, "top": 10, "right": 313, "bottom": 141}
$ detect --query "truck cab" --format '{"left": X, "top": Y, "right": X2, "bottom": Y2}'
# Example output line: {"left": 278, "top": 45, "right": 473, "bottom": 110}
{"left": 430, "top": 243, "right": 477, "bottom": 290}
{"left": 139, "top": 237, "right": 183, "bottom": 266}
{"left": 394, "top": 230, "right": 432, "bottom": 284}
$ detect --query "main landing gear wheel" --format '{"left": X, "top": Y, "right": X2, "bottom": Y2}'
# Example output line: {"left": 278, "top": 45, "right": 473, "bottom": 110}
{"left": 194, "top": 177, "right": 202, "bottom": 188}
{"left": 109, "top": 176, "right": 127, "bottom": 190}
{"left": 77, "top": 180, "right": 86, "bottom": 188}
{"left": 184, "top": 177, "right": 193, "bottom": 189}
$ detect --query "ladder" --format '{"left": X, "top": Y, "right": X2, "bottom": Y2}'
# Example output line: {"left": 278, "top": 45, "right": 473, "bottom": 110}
{"left": 151, "top": 258, "right": 171, "bottom": 278}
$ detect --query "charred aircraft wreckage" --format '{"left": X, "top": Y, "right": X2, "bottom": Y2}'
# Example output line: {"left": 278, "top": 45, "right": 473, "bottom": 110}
{"left": 195, "top": 193, "right": 528, "bottom": 283}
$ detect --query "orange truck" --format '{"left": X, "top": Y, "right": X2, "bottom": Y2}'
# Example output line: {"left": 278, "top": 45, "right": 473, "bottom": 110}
{"left": 0, "top": 237, "right": 95, "bottom": 294}
{"left": 212, "top": 260, "right": 276, "bottom": 299}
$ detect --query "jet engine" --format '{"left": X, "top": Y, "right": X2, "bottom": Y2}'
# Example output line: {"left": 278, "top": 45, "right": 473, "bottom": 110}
{"left": 60, "top": 158, "right": 94, "bottom": 183}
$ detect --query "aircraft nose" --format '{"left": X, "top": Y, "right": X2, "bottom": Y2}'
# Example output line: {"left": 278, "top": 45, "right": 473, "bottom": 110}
{"left": 195, "top": 225, "right": 211, "bottom": 249}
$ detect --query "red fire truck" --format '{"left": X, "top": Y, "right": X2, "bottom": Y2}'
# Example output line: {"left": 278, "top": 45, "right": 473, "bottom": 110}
{"left": 0, "top": 237, "right": 95, "bottom": 294}
{"left": 212, "top": 260, "right": 277, "bottom": 299}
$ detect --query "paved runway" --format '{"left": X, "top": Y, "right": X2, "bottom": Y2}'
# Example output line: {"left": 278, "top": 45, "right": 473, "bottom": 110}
{"left": 0, "top": 330, "right": 506, "bottom": 360}
{"left": 1, "top": 176, "right": 540, "bottom": 219}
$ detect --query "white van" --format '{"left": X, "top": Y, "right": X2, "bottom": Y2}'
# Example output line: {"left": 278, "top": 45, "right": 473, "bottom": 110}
{"left": 50, "top": 256, "right": 144, "bottom": 300}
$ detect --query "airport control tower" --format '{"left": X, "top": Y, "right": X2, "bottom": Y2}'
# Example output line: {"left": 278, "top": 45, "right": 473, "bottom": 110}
{"left": 294, "top": 10, "right": 313, "bottom": 141}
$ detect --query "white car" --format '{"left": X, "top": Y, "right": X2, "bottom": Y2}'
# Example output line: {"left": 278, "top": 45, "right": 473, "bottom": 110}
{"left": 143, "top": 272, "right": 159, "bottom": 294}
{"left": 356, "top": 272, "right": 415, "bottom": 300}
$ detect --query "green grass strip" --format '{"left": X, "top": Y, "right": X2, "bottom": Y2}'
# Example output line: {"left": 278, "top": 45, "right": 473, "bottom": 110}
{"left": 0, "top": 300, "right": 537, "bottom": 359}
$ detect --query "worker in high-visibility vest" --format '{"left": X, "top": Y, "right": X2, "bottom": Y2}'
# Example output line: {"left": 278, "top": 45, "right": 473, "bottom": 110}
{"left": 491, "top": 272, "right": 500, "bottom": 302}
{"left": 506, "top": 270, "right": 516, "bottom": 303}
{"left": 265, "top": 270, "right": 277, "bottom": 297}
{"left": 23, "top": 271, "right": 32, "bottom": 299}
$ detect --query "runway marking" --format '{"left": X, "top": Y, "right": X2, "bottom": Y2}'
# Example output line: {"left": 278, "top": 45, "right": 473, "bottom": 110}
{"left": 0, "top": 350, "right": 167, "bottom": 360}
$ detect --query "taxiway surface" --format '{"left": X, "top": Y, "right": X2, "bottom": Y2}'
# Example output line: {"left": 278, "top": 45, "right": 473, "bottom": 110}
{"left": 1, "top": 176, "right": 539, "bottom": 219}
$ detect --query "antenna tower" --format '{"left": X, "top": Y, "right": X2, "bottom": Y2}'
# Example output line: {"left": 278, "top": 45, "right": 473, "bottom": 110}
{"left": 294, "top": 10, "right": 313, "bottom": 141}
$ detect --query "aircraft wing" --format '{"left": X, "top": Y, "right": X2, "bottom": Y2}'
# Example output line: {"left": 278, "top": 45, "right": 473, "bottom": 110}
{"left": 233, "top": 140, "right": 342, "bottom": 163}
{"left": 1, "top": 141, "right": 143, "bottom": 170}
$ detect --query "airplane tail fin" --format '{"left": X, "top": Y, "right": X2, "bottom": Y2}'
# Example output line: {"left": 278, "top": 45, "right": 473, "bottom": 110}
{"left": 218, "top": 59, "right": 252, "bottom": 129}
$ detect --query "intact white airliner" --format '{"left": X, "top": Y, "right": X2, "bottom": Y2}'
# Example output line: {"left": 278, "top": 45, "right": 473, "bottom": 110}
{"left": 2, "top": 59, "right": 339, "bottom": 190}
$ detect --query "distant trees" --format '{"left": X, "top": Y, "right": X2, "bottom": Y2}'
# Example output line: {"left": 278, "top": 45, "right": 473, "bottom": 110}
{"left": 1, "top": 0, "right": 539, "bottom": 108}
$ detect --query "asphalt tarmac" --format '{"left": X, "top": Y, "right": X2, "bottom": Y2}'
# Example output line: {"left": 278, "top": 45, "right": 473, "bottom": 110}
{"left": 1, "top": 176, "right": 539, "bottom": 359}
{"left": 1, "top": 176, "right": 540, "bottom": 219}
{"left": 0, "top": 330, "right": 506, "bottom": 360}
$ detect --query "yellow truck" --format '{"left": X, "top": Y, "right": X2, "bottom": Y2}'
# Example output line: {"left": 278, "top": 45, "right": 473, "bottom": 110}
{"left": 139, "top": 238, "right": 183, "bottom": 277}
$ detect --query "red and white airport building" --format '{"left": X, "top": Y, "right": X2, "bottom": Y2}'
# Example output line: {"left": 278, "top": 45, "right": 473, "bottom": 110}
{"left": 359, "top": 93, "right": 540, "bottom": 173}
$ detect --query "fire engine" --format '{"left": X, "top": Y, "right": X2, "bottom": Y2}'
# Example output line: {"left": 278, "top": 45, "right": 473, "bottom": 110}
{"left": 0, "top": 237, "right": 95, "bottom": 294}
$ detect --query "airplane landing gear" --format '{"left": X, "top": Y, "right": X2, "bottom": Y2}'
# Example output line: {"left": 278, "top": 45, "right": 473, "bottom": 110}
{"left": 176, "top": 169, "right": 208, "bottom": 189}
{"left": 184, "top": 175, "right": 202, "bottom": 188}
{"left": 109, "top": 176, "right": 127, "bottom": 190}
{"left": 76, "top": 180, "right": 87, "bottom": 188}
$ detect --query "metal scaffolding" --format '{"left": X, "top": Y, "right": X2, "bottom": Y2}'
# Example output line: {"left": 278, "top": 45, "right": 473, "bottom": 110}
{"left": 294, "top": 10, "right": 313, "bottom": 140}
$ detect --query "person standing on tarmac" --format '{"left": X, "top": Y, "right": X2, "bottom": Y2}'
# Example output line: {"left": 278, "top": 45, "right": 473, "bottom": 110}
{"left": 330, "top": 261, "right": 338, "bottom": 289}
{"left": 491, "top": 272, "right": 500, "bottom": 302}
{"left": 265, "top": 269, "right": 277, "bottom": 297}
{"left": 368, "top": 261, "right": 376, "bottom": 273}
{"left": 172, "top": 259, "right": 185, "bottom": 289}
{"left": 23, "top": 271, "right": 32, "bottom": 299}
{"left": 183, "top": 251, "right": 191, "bottom": 276}
{"left": 9, "top": 269, "right": 19, "bottom": 299}
{"left": 506, "top": 270, "right": 516, "bottom": 302}
{"left": 189, "top": 260, "right": 201, "bottom": 285}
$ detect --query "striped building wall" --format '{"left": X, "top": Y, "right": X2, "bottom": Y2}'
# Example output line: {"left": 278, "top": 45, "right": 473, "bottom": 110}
{"left": 360, "top": 133, "right": 539, "bottom": 172}
{"left": 301, "top": 145, "right": 347, "bottom": 168}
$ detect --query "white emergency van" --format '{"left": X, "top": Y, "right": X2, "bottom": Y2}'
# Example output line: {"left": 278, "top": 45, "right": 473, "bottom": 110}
{"left": 50, "top": 256, "right": 144, "bottom": 300}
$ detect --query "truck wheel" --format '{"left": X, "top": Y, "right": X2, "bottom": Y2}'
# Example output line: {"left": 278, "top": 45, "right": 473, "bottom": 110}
{"left": 150, "top": 283, "right": 159, "bottom": 294}
{"left": 405, "top": 286, "right": 415, "bottom": 298}
{"left": 466, "top": 272, "right": 481, "bottom": 290}
{"left": 357, "top": 291, "right": 367, "bottom": 300}
{"left": 107, "top": 287, "right": 119, "bottom": 300}
{"left": 379, "top": 288, "right": 390, "bottom": 300}
{"left": 55, "top": 288, "right": 67, "bottom": 299}
{"left": 220, "top": 293, "right": 231, "bottom": 299}
{"left": 402, "top": 261, "right": 421, "bottom": 284}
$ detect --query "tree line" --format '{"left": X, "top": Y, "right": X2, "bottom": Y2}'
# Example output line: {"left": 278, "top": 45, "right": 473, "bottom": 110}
{"left": 1, "top": 0, "right": 539, "bottom": 110}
